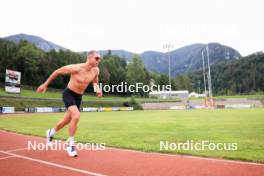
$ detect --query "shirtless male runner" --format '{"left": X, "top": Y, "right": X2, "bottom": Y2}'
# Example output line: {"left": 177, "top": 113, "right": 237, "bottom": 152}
{"left": 36, "top": 50, "right": 102, "bottom": 157}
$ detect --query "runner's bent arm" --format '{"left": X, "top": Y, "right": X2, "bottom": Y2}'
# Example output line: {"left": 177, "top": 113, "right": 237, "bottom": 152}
{"left": 43, "top": 65, "right": 79, "bottom": 86}
{"left": 92, "top": 68, "right": 102, "bottom": 97}
{"left": 37, "top": 65, "right": 79, "bottom": 93}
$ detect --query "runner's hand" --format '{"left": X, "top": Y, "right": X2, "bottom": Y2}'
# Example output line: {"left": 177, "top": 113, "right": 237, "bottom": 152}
{"left": 37, "top": 84, "right": 47, "bottom": 93}
{"left": 96, "top": 90, "right": 102, "bottom": 97}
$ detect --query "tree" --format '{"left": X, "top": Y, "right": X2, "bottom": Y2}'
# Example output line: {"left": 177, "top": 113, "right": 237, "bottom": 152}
{"left": 126, "top": 55, "right": 149, "bottom": 96}
{"left": 175, "top": 74, "right": 193, "bottom": 91}
{"left": 99, "top": 53, "right": 127, "bottom": 95}
{"left": 16, "top": 40, "right": 44, "bottom": 85}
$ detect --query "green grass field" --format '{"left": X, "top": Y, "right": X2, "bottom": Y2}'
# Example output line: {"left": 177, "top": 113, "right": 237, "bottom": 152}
{"left": 0, "top": 108, "right": 263, "bottom": 162}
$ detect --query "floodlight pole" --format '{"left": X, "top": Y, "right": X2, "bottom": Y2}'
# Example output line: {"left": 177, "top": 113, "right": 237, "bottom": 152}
{"left": 202, "top": 51, "right": 207, "bottom": 95}
{"left": 202, "top": 50, "right": 208, "bottom": 108}
{"left": 163, "top": 44, "right": 173, "bottom": 92}
{"left": 206, "top": 45, "right": 212, "bottom": 97}
{"left": 206, "top": 44, "right": 214, "bottom": 109}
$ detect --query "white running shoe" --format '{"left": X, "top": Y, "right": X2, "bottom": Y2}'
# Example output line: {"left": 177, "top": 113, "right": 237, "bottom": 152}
{"left": 67, "top": 145, "right": 78, "bottom": 157}
{"left": 46, "top": 129, "right": 53, "bottom": 146}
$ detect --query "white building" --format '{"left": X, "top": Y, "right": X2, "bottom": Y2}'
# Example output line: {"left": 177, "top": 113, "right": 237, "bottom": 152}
{"left": 189, "top": 92, "right": 205, "bottom": 98}
{"left": 149, "top": 90, "right": 189, "bottom": 99}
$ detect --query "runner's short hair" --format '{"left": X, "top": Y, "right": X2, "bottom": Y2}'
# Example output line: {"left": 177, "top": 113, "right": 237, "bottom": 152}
{"left": 87, "top": 50, "right": 97, "bottom": 58}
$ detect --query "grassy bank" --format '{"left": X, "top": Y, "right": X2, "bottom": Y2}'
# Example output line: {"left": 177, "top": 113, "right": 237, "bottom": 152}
{"left": 0, "top": 97, "right": 125, "bottom": 111}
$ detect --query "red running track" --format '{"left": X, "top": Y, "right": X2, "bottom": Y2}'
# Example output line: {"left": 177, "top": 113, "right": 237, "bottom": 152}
{"left": 0, "top": 130, "right": 263, "bottom": 176}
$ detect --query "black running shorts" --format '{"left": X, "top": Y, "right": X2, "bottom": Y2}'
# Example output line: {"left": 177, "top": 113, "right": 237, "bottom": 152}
{"left": 62, "top": 88, "right": 82, "bottom": 111}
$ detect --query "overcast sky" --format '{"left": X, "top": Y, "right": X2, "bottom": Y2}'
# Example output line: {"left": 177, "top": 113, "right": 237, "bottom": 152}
{"left": 0, "top": 0, "right": 263, "bottom": 56}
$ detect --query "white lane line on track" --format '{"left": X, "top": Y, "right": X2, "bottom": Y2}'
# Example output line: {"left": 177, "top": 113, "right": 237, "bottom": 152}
{"left": 0, "top": 150, "right": 106, "bottom": 176}
{"left": 6, "top": 147, "right": 28, "bottom": 152}
{"left": 0, "top": 156, "right": 16, "bottom": 160}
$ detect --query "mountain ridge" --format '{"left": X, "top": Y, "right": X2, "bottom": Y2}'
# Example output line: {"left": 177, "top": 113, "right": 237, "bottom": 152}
{"left": 4, "top": 33, "right": 66, "bottom": 52}
{"left": 4, "top": 33, "right": 241, "bottom": 75}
